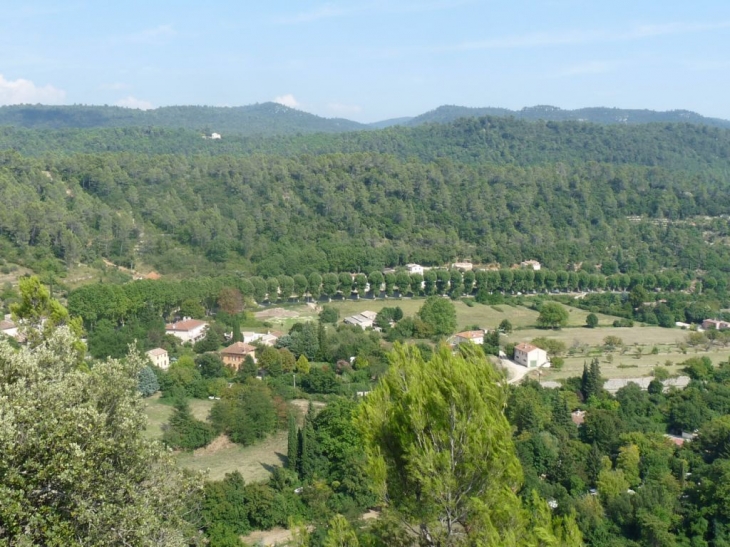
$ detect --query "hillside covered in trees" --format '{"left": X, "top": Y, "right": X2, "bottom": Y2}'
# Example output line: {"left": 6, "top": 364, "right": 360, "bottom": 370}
{"left": 1, "top": 116, "right": 730, "bottom": 283}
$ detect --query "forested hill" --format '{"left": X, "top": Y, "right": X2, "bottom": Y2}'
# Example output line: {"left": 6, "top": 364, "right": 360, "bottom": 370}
{"left": 0, "top": 103, "right": 366, "bottom": 135}
{"left": 3, "top": 117, "right": 730, "bottom": 173}
{"left": 405, "top": 104, "right": 730, "bottom": 128}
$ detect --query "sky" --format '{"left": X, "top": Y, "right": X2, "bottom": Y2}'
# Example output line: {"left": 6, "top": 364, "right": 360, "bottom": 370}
{"left": 1, "top": 1, "right": 730, "bottom": 123}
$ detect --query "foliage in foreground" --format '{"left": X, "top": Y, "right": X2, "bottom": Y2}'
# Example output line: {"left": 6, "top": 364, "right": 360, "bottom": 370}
{"left": 0, "top": 328, "right": 201, "bottom": 546}
{"left": 357, "top": 344, "right": 582, "bottom": 546}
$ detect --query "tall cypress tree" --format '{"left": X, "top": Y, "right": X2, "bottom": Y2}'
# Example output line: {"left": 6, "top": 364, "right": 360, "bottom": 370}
{"left": 550, "top": 392, "right": 575, "bottom": 438}
{"left": 298, "top": 402, "right": 317, "bottom": 480}
{"left": 287, "top": 413, "right": 299, "bottom": 472}
{"left": 589, "top": 357, "right": 603, "bottom": 397}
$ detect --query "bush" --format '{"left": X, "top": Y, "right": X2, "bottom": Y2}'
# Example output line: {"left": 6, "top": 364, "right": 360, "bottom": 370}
{"left": 319, "top": 306, "right": 339, "bottom": 324}
{"left": 586, "top": 313, "right": 599, "bottom": 328}
{"left": 138, "top": 365, "right": 160, "bottom": 397}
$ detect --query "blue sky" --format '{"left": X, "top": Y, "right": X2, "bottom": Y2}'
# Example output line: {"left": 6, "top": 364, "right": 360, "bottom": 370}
{"left": 1, "top": 1, "right": 729, "bottom": 122}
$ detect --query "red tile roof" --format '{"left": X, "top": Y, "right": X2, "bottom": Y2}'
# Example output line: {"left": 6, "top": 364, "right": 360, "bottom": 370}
{"left": 165, "top": 319, "right": 208, "bottom": 332}
{"left": 220, "top": 342, "right": 256, "bottom": 355}
{"left": 456, "top": 330, "right": 484, "bottom": 339}
{"left": 515, "top": 342, "right": 539, "bottom": 352}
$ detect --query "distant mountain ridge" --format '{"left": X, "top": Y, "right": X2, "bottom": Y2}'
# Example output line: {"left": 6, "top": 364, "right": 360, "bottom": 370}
{"left": 0, "top": 103, "right": 367, "bottom": 136}
{"left": 405, "top": 104, "right": 730, "bottom": 128}
{"left": 0, "top": 102, "right": 729, "bottom": 135}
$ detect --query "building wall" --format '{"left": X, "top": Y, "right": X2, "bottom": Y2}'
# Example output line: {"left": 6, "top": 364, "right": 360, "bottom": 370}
{"left": 148, "top": 352, "right": 169, "bottom": 370}
{"left": 515, "top": 348, "right": 547, "bottom": 368}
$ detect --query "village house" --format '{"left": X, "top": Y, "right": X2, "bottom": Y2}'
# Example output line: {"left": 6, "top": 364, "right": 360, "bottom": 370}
{"left": 165, "top": 318, "right": 209, "bottom": 344}
{"left": 702, "top": 318, "right": 730, "bottom": 330}
{"left": 241, "top": 331, "right": 264, "bottom": 344}
{"left": 406, "top": 263, "right": 424, "bottom": 275}
{"left": 146, "top": 348, "right": 170, "bottom": 370}
{"left": 513, "top": 342, "right": 548, "bottom": 368}
{"left": 259, "top": 331, "right": 283, "bottom": 346}
{"left": 452, "top": 330, "right": 485, "bottom": 345}
{"left": 344, "top": 310, "right": 378, "bottom": 329}
{"left": 220, "top": 341, "right": 257, "bottom": 370}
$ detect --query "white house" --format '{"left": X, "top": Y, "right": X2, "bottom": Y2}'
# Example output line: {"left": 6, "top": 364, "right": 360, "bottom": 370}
{"left": 406, "top": 263, "right": 424, "bottom": 275}
{"left": 513, "top": 342, "right": 548, "bottom": 368}
{"left": 241, "top": 331, "right": 264, "bottom": 344}
{"left": 344, "top": 310, "right": 378, "bottom": 329}
{"left": 146, "top": 347, "right": 170, "bottom": 370}
{"left": 165, "top": 318, "right": 209, "bottom": 343}
{"left": 452, "top": 330, "right": 485, "bottom": 345}
{"left": 520, "top": 260, "right": 542, "bottom": 271}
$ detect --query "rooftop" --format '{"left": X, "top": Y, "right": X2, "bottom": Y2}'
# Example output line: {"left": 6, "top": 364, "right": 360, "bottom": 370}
{"left": 221, "top": 342, "right": 256, "bottom": 355}
{"left": 146, "top": 347, "right": 167, "bottom": 356}
{"left": 456, "top": 330, "right": 483, "bottom": 339}
{"left": 515, "top": 342, "right": 539, "bottom": 352}
{"left": 165, "top": 318, "right": 208, "bottom": 332}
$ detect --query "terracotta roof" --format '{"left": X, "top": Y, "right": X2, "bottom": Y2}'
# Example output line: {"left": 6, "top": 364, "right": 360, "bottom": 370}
{"left": 456, "top": 330, "right": 483, "bottom": 339}
{"left": 220, "top": 342, "right": 256, "bottom": 355}
{"left": 147, "top": 347, "right": 167, "bottom": 356}
{"left": 165, "top": 319, "right": 208, "bottom": 332}
{"left": 515, "top": 342, "right": 539, "bottom": 352}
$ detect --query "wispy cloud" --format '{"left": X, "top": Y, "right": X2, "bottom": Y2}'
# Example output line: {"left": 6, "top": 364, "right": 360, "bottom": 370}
{"left": 363, "top": 19, "right": 730, "bottom": 59}
{"left": 115, "top": 96, "right": 154, "bottom": 110}
{"left": 125, "top": 24, "right": 176, "bottom": 45}
{"left": 277, "top": 0, "right": 472, "bottom": 24}
{"left": 273, "top": 94, "right": 300, "bottom": 108}
{"left": 0, "top": 74, "right": 66, "bottom": 105}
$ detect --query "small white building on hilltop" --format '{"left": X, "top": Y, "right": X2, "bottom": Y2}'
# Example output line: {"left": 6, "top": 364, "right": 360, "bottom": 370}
{"left": 146, "top": 348, "right": 170, "bottom": 370}
{"left": 165, "top": 318, "right": 209, "bottom": 344}
{"left": 513, "top": 342, "right": 548, "bottom": 368}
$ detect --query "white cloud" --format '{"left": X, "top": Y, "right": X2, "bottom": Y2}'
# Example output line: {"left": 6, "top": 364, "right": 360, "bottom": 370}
{"left": 327, "top": 102, "right": 362, "bottom": 115}
{"left": 115, "top": 96, "right": 154, "bottom": 110}
{"left": 0, "top": 74, "right": 66, "bottom": 105}
{"left": 273, "top": 94, "right": 300, "bottom": 108}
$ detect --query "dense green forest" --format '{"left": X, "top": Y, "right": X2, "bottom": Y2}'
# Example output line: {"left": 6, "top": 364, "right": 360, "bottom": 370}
{"left": 1, "top": 144, "right": 730, "bottom": 280}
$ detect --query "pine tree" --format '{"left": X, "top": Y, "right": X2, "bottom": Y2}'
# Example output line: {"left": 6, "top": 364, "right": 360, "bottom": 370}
{"left": 287, "top": 413, "right": 299, "bottom": 472}
{"left": 589, "top": 357, "right": 603, "bottom": 396}
{"left": 581, "top": 359, "right": 602, "bottom": 401}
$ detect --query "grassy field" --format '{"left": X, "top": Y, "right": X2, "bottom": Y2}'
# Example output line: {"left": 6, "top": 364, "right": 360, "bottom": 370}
{"left": 176, "top": 431, "right": 288, "bottom": 482}
{"left": 143, "top": 394, "right": 292, "bottom": 483}
{"left": 323, "top": 297, "right": 616, "bottom": 331}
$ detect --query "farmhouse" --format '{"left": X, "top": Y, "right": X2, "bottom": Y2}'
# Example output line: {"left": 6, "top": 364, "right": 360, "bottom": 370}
{"left": 165, "top": 318, "right": 208, "bottom": 343}
{"left": 220, "top": 341, "right": 257, "bottom": 370}
{"left": 513, "top": 342, "right": 548, "bottom": 368}
{"left": 702, "top": 318, "right": 730, "bottom": 330}
{"left": 452, "top": 330, "right": 485, "bottom": 345}
{"left": 406, "top": 263, "right": 424, "bottom": 275}
{"left": 146, "top": 348, "right": 170, "bottom": 370}
{"left": 344, "top": 310, "right": 378, "bottom": 329}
